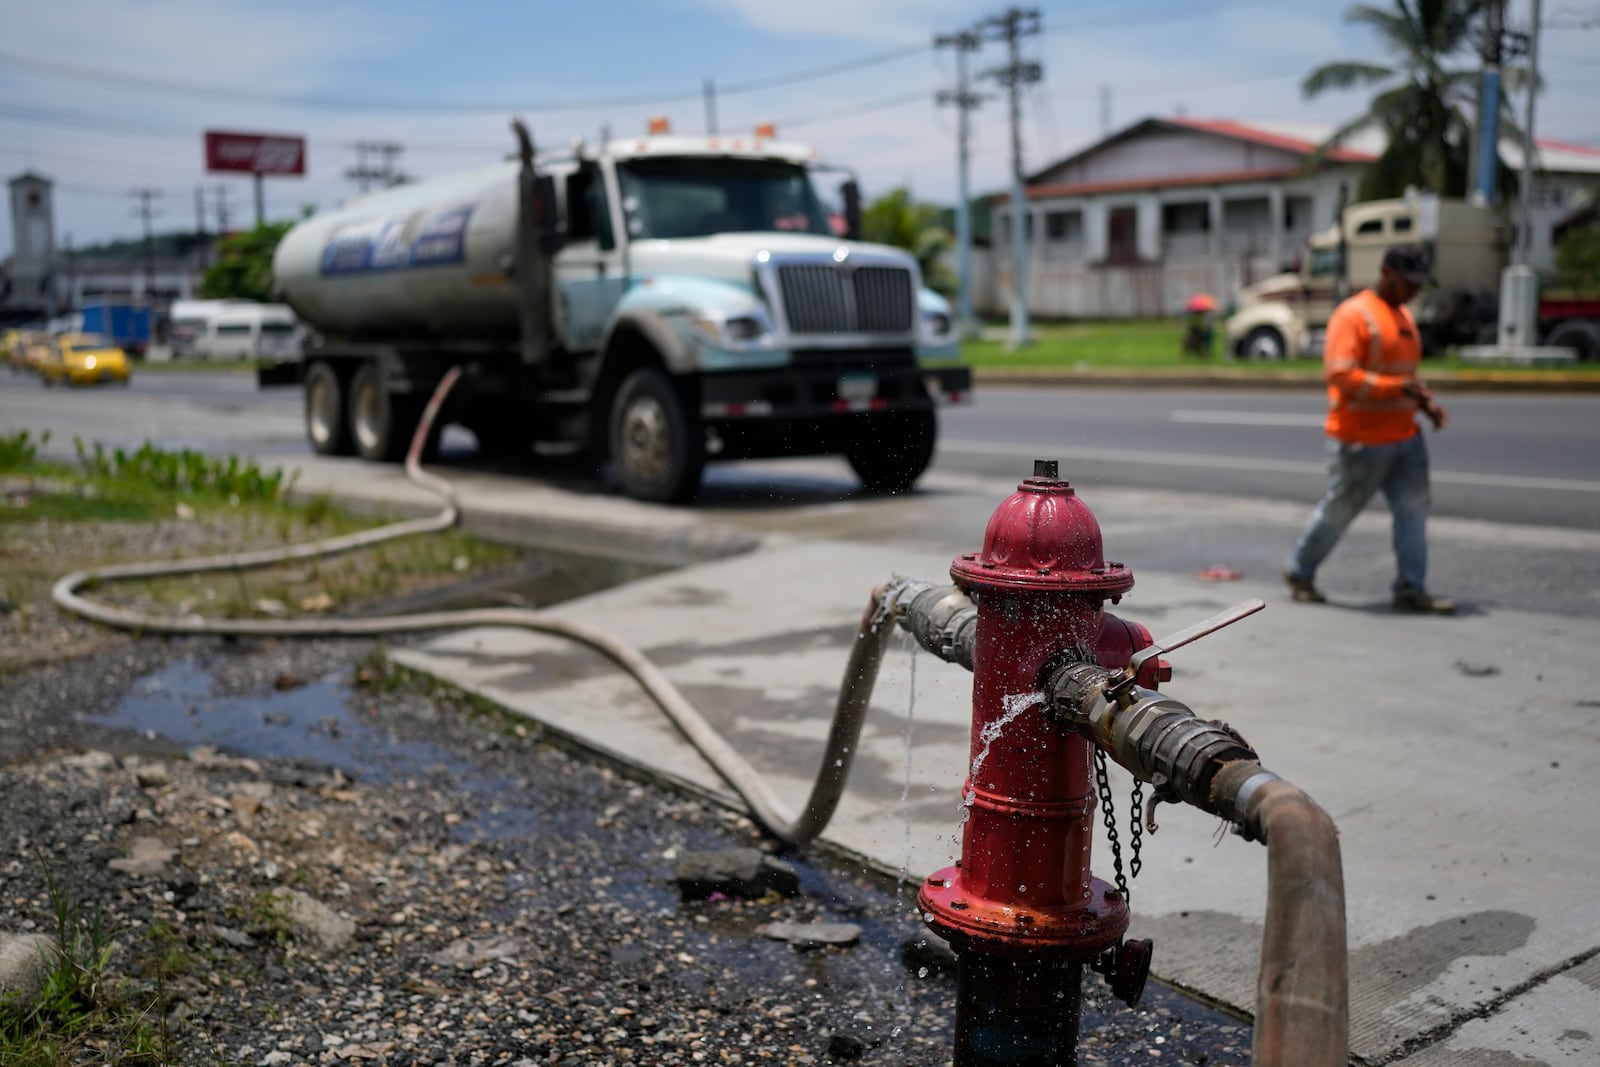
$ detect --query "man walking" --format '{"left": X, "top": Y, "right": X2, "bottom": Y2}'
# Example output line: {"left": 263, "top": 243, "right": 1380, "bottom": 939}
{"left": 1284, "top": 243, "right": 1456, "bottom": 614}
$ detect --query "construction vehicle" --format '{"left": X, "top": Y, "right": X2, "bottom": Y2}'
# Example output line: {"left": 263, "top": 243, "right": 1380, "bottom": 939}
{"left": 1224, "top": 191, "right": 1600, "bottom": 361}
{"left": 261, "top": 118, "right": 971, "bottom": 503}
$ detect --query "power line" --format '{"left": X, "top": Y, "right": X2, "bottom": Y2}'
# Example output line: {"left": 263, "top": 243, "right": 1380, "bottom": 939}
{"left": 0, "top": 43, "right": 929, "bottom": 115}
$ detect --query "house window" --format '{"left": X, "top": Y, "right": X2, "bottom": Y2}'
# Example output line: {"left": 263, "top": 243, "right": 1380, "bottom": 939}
{"left": 1046, "top": 211, "right": 1082, "bottom": 241}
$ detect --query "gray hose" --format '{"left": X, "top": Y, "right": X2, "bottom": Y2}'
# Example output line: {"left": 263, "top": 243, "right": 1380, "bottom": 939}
{"left": 51, "top": 366, "right": 900, "bottom": 848}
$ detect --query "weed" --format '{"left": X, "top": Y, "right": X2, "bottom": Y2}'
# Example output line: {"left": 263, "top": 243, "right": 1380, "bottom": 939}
{"left": 0, "top": 430, "right": 49, "bottom": 471}
{"left": 226, "top": 891, "right": 293, "bottom": 948}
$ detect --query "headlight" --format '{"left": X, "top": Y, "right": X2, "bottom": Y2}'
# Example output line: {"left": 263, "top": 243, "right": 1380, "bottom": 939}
{"left": 689, "top": 308, "right": 774, "bottom": 349}
{"left": 921, "top": 310, "right": 954, "bottom": 342}
{"left": 84, "top": 356, "right": 98, "bottom": 370}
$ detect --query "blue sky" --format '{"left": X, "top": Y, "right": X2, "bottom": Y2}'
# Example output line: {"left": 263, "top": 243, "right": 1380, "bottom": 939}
{"left": 1, "top": 0, "right": 1595, "bottom": 255}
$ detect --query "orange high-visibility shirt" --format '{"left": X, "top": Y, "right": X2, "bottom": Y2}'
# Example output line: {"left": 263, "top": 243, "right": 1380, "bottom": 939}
{"left": 1323, "top": 289, "right": 1422, "bottom": 446}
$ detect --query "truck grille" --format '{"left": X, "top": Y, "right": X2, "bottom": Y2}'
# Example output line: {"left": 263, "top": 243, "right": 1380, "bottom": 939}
{"left": 777, "top": 265, "right": 914, "bottom": 335}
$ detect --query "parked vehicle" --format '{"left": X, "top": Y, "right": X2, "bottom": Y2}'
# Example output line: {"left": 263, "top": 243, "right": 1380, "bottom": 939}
{"left": 3, "top": 328, "right": 50, "bottom": 373}
{"left": 38, "top": 333, "right": 131, "bottom": 386}
{"left": 1225, "top": 192, "right": 1600, "bottom": 360}
{"left": 194, "top": 304, "right": 301, "bottom": 361}
{"left": 78, "top": 302, "right": 153, "bottom": 359}
{"left": 167, "top": 299, "right": 239, "bottom": 358}
{"left": 262, "top": 119, "right": 971, "bottom": 503}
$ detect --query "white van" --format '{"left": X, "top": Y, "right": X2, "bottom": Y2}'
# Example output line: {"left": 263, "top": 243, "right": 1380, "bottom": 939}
{"left": 195, "top": 304, "right": 301, "bottom": 361}
{"left": 168, "top": 299, "right": 239, "bottom": 358}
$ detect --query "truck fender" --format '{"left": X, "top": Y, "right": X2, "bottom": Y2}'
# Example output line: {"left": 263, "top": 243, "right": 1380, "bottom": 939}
{"left": 1225, "top": 301, "right": 1302, "bottom": 357}
{"left": 598, "top": 307, "right": 694, "bottom": 375}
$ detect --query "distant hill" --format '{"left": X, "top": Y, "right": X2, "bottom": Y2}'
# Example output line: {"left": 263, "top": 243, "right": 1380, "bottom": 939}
{"left": 71, "top": 231, "right": 211, "bottom": 261}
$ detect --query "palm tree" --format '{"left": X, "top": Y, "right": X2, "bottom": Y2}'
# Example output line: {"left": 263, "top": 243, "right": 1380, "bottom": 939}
{"left": 862, "top": 188, "right": 958, "bottom": 295}
{"left": 1303, "top": 0, "right": 1515, "bottom": 200}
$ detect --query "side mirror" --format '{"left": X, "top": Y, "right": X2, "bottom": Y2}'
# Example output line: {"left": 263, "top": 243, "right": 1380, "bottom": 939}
{"left": 840, "top": 180, "right": 863, "bottom": 241}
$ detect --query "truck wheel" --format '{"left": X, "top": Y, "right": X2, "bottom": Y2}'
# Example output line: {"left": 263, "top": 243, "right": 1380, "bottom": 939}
{"left": 1547, "top": 321, "right": 1600, "bottom": 362}
{"left": 1243, "top": 326, "right": 1286, "bottom": 361}
{"left": 305, "top": 362, "right": 354, "bottom": 456}
{"left": 846, "top": 410, "right": 936, "bottom": 495}
{"left": 609, "top": 368, "right": 704, "bottom": 503}
{"left": 348, "top": 363, "right": 421, "bottom": 463}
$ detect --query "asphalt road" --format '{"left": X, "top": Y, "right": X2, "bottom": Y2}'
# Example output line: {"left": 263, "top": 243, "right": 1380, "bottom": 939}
{"left": 5, "top": 368, "right": 1598, "bottom": 617}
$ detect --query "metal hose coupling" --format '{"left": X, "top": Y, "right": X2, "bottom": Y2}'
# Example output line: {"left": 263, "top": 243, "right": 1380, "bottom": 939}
{"left": 1044, "top": 662, "right": 1261, "bottom": 824}
{"left": 880, "top": 578, "right": 978, "bottom": 672}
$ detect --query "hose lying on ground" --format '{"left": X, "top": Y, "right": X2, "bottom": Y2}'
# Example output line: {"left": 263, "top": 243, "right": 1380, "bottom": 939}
{"left": 52, "top": 366, "right": 900, "bottom": 848}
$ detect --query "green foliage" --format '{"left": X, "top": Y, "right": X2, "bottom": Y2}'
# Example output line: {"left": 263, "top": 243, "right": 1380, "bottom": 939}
{"left": 1302, "top": 0, "right": 1519, "bottom": 200}
{"left": 1554, "top": 217, "right": 1600, "bottom": 293}
{"left": 199, "top": 221, "right": 294, "bottom": 302}
{"left": 863, "top": 188, "right": 958, "bottom": 294}
{"left": 0, "top": 430, "right": 48, "bottom": 471}
{"left": 72, "top": 439, "right": 294, "bottom": 503}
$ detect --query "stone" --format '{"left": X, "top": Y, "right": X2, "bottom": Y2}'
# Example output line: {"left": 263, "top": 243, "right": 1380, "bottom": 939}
{"left": 275, "top": 889, "right": 356, "bottom": 955}
{"left": 757, "top": 921, "right": 861, "bottom": 947}
{"left": 0, "top": 932, "right": 57, "bottom": 1006}
{"left": 672, "top": 848, "right": 800, "bottom": 900}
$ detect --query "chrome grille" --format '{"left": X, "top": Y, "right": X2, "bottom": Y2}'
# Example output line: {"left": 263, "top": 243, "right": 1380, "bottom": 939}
{"left": 777, "top": 264, "right": 914, "bottom": 335}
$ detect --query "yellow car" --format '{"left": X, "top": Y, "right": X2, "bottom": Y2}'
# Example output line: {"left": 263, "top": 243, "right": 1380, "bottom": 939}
{"left": 4, "top": 329, "right": 52, "bottom": 374}
{"left": 39, "top": 333, "right": 132, "bottom": 386}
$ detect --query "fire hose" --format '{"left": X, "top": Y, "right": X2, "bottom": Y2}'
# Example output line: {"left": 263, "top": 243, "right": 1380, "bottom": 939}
{"left": 52, "top": 366, "right": 889, "bottom": 848}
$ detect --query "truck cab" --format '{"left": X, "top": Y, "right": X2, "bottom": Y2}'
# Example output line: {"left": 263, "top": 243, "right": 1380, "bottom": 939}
{"left": 1224, "top": 193, "right": 1507, "bottom": 359}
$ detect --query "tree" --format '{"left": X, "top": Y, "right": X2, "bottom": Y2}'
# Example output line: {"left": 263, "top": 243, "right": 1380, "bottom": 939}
{"left": 200, "top": 221, "right": 294, "bottom": 302}
{"left": 1302, "top": 0, "right": 1516, "bottom": 200}
{"left": 862, "top": 188, "right": 958, "bottom": 295}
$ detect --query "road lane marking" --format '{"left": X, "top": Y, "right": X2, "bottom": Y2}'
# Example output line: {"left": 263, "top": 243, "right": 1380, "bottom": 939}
{"left": 1170, "top": 410, "right": 1326, "bottom": 427}
{"left": 940, "top": 438, "right": 1600, "bottom": 494}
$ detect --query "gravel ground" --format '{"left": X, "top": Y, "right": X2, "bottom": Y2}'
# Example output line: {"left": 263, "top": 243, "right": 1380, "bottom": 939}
{"left": 1, "top": 507, "right": 1257, "bottom": 1067}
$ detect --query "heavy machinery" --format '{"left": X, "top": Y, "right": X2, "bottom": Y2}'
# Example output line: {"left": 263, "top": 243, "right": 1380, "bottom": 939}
{"left": 263, "top": 118, "right": 971, "bottom": 502}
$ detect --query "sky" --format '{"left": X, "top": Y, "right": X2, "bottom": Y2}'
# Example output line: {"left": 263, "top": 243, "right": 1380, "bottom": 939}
{"left": 1, "top": 0, "right": 1596, "bottom": 257}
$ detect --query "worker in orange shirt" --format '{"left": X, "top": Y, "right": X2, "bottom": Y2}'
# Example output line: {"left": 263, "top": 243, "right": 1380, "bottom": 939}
{"left": 1284, "top": 243, "right": 1456, "bottom": 614}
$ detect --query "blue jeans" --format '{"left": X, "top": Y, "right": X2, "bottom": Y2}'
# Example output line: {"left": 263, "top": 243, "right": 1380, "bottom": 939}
{"left": 1286, "top": 433, "right": 1431, "bottom": 597}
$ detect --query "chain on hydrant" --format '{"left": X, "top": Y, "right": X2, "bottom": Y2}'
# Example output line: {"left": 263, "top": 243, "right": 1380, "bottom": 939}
{"left": 885, "top": 460, "right": 1348, "bottom": 1067}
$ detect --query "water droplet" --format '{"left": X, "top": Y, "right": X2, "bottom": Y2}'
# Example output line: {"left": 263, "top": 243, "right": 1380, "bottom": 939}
{"left": 917, "top": 967, "right": 929, "bottom": 979}
{"left": 834, "top": 759, "right": 842, "bottom": 767}
{"left": 923, "top": 911, "right": 935, "bottom": 923}
{"left": 1018, "top": 884, "right": 1027, "bottom": 892}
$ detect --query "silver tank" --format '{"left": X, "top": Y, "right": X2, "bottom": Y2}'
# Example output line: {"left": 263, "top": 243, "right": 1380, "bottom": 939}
{"left": 273, "top": 159, "right": 524, "bottom": 340}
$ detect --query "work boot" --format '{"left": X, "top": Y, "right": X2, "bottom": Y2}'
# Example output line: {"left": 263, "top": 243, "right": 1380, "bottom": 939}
{"left": 1393, "top": 591, "right": 1458, "bottom": 615}
{"left": 1284, "top": 571, "right": 1326, "bottom": 604}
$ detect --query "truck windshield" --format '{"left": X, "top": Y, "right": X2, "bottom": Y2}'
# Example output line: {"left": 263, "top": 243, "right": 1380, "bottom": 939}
{"left": 616, "top": 158, "right": 834, "bottom": 240}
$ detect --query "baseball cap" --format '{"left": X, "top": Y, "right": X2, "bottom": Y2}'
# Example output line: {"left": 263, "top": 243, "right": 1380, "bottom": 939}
{"left": 1382, "top": 243, "right": 1437, "bottom": 286}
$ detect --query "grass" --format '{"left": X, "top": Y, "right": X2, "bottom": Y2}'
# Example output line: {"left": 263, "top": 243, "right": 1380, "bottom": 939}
{"left": 0, "top": 862, "right": 173, "bottom": 1065}
{"left": 961, "top": 317, "right": 1600, "bottom": 377}
{"left": 0, "top": 430, "right": 524, "bottom": 639}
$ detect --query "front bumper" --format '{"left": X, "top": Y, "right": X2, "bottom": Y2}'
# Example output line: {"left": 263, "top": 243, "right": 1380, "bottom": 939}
{"left": 699, "top": 355, "right": 972, "bottom": 421}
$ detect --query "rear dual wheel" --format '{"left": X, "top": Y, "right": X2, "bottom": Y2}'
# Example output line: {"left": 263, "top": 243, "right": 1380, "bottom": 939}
{"left": 349, "top": 363, "right": 428, "bottom": 463}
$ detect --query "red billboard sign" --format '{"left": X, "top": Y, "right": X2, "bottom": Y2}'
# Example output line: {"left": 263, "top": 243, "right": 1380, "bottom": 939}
{"left": 204, "top": 130, "right": 306, "bottom": 176}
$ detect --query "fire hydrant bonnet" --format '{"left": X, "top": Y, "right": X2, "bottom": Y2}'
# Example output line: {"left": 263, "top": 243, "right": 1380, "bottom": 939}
{"left": 950, "top": 465, "right": 1135, "bottom": 596}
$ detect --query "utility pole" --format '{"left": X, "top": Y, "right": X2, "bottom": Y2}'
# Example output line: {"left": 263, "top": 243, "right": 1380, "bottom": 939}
{"left": 211, "top": 185, "right": 233, "bottom": 236}
{"left": 130, "top": 187, "right": 161, "bottom": 301}
{"left": 980, "top": 6, "right": 1042, "bottom": 349}
{"left": 346, "top": 141, "right": 404, "bottom": 194}
{"left": 704, "top": 77, "right": 718, "bottom": 135}
{"left": 1515, "top": 0, "right": 1541, "bottom": 266}
{"left": 1474, "top": 0, "right": 1506, "bottom": 204}
{"left": 936, "top": 27, "right": 987, "bottom": 340}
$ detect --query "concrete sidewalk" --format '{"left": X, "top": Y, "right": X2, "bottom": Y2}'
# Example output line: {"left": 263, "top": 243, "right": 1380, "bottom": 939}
{"left": 288, "top": 457, "right": 1600, "bottom": 1066}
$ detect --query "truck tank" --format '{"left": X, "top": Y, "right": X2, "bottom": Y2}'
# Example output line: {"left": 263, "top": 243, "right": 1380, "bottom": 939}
{"left": 272, "top": 159, "right": 525, "bottom": 340}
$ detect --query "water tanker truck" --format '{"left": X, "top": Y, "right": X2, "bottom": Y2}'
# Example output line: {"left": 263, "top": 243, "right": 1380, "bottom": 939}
{"left": 263, "top": 119, "right": 971, "bottom": 502}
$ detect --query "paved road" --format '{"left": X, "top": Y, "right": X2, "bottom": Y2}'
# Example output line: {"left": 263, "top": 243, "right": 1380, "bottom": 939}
{"left": 5, "top": 370, "right": 1599, "bottom": 617}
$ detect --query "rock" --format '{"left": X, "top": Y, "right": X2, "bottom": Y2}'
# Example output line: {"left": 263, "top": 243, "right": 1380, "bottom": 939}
{"left": 672, "top": 848, "right": 800, "bottom": 900}
{"left": 825, "top": 1033, "right": 865, "bottom": 1060}
{"left": 0, "top": 932, "right": 58, "bottom": 1005}
{"left": 275, "top": 889, "right": 356, "bottom": 955}
{"left": 210, "top": 924, "right": 255, "bottom": 948}
{"left": 134, "top": 761, "right": 171, "bottom": 789}
{"left": 757, "top": 921, "right": 861, "bottom": 947}
{"left": 108, "top": 836, "right": 179, "bottom": 876}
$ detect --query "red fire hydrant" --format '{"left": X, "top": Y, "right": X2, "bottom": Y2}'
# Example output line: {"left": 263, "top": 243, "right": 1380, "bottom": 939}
{"left": 919, "top": 460, "right": 1165, "bottom": 1065}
